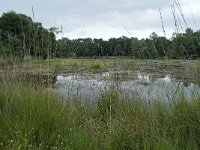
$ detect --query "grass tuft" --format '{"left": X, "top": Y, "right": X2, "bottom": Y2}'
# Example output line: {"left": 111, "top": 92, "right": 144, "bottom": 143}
{"left": 1, "top": 73, "right": 200, "bottom": 149}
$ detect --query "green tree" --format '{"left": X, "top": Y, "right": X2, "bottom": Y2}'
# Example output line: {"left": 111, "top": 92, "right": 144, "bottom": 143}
{"left": 0, "top": 11, "right": 56, "bottom": 59}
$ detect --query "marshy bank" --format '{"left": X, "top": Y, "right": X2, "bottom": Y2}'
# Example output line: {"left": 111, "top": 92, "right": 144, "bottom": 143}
{"left": 1, "top": 58, "right": 200, "bottom": 101}
{"left": 0, "top": 58, "right": 200, "bottom": 149}
{"left": 0, "top": 70, "right": 57, "bottom": 88}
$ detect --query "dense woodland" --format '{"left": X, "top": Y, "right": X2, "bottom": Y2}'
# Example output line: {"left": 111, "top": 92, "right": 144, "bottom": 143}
{"left": 0, "top": 11, "right": 200, "bottom": 59}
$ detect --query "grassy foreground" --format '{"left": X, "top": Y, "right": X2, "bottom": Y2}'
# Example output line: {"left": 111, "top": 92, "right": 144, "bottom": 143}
{"left": 0, "top": 80, "right": 200, "bottom": 150}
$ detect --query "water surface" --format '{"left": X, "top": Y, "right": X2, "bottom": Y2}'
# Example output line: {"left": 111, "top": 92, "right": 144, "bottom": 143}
{"left": 53, "top": 70, "right": 200, "bottom": 101}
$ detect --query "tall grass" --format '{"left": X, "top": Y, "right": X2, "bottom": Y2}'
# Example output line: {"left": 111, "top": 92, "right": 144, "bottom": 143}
{"left": 0, "top": 76, "right": 200, "bottom": 149}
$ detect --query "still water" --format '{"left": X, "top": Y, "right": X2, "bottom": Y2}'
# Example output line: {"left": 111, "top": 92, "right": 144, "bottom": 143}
{"left": 53, "top": 71, "right": 200, "bottom": 101}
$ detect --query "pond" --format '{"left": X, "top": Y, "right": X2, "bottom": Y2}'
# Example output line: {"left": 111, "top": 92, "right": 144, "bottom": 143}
{"left": 53, "top": 70, "right": 200, "bottom": 102}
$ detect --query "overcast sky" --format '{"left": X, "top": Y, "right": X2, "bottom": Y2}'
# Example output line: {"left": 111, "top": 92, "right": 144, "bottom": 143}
{"left": 1, "top": 0, "right": 200, "bottom": 40}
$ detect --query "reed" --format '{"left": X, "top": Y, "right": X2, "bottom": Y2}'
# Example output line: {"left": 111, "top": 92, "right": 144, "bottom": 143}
{"left": 0, "top": 76, "right": 200, "bottom": 149}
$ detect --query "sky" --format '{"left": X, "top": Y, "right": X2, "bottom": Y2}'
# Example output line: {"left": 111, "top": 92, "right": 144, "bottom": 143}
{"left": 1, "top": 0, "right": 200, "bottom": 40}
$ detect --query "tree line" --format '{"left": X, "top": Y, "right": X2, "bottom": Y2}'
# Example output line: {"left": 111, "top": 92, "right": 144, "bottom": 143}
{"left": 0, "top": 11, "right": 200, "bottom": 59}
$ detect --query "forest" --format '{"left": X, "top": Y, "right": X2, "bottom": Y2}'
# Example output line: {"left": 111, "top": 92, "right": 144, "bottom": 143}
{"left": 0, "top": 11, "right": 200, "bottom": 60}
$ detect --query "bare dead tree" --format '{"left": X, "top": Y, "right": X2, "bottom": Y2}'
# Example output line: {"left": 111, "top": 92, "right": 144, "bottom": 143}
{"left": 171, "top": 4, "right": 180, "bottom": 34}
{"left": 174, "top": 0, "right": 188, "bottom": 28}
{"left": 32, "top": 6, "right": 35, "bottom": 21}
{"left": 159, "top": 8, "right": 166, "bottom": 37}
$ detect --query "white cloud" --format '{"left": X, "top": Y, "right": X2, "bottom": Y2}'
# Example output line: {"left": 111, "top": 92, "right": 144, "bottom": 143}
{"left": 0, "top": 0, "right": 200, "bottom": 39}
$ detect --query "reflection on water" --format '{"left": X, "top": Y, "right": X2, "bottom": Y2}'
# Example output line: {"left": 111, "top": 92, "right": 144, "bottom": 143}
{"left": 53, "top": 71, "right": 200, "bottom": 101}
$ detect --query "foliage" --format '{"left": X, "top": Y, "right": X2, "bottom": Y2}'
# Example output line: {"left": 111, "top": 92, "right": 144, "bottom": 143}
{"left": 0, "top": 11, "right": 56, "bottom": 59}
{"left": 0, "top": 11, "right": 200, "bottom": 59}
{"left": 55, "top": 30, "right": 200, "bottom": 59}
